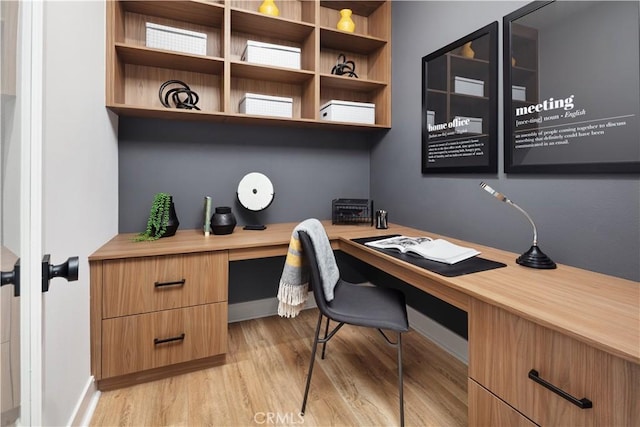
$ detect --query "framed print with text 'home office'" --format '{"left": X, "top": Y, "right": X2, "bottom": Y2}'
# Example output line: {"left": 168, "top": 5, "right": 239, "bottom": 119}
{"left": 504, "top": 1, "right": 640, "bottom": 174}
{"left": 422, "top": 22, "right": 498, "bottom": 174}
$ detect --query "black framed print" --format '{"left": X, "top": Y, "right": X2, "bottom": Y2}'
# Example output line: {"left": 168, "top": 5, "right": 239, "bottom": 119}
{"left": 422, "top": 22, "right": 498, "bottom": 174}
{"left": 504, "top": 1, "right": 640, "bottom": 173}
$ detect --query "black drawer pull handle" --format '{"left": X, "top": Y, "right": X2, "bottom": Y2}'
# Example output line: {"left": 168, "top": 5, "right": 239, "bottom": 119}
{"left": 154, "top": 279, "right": 186, "bottom": 288}
{"left": 153, "top": 333, "right": 185, "bottom": 345}
{"left": 528, "top": 369, "right": 592, "bottom": 409}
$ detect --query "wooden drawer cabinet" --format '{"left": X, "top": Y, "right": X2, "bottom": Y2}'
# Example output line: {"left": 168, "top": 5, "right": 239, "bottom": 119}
{"left": 103, "top": 252, "right": 228, "bottom": 318}
{"left": 102, "top": 303, "right": 227, "bottom": 377}
{"left": 469, "top": 299, "right": 640, "bottom": 426}
{"left": 468, "top": 379, "right": 536, "bottom": 427}
{"left": 91, "top": 250, "right": 229, "bottom": 389}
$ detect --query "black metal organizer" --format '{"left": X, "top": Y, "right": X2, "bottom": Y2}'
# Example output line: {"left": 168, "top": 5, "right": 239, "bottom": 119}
{"left": 331, "top": 199, "right": 374, "bottom": 226}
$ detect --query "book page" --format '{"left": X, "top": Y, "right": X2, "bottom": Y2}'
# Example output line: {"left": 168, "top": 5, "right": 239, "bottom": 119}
{"left": 407, "top": 239, "right": 480, "bottom": 264}
{"left": 365, "top": 236, "right": 432, "bottom": 252}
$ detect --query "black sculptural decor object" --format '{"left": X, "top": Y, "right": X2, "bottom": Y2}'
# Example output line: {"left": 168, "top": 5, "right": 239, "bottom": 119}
{"left": 237, "top": 172, "right": 275, "bottom": 230}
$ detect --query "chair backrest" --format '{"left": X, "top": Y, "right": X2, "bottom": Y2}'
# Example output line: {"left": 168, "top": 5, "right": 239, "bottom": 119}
{"left": 297, "top": 230, "right": 334, "bottom": 317}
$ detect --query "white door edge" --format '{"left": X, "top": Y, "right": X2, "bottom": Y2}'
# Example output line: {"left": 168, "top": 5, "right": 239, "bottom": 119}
{"left": 19, "top": 1, "right": 44, "bottom": 425}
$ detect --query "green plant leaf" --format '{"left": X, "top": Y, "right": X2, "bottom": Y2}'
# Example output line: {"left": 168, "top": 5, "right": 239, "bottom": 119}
{"left": 133, "top": 192, "right": 173, "bottom": 242}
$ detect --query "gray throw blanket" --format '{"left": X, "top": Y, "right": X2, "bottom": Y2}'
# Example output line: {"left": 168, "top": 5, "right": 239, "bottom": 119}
{"left": 277, "top": 218, "right": 339, "bottom": 318}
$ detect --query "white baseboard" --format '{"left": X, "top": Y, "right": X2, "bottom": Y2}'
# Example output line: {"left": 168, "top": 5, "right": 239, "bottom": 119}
{"left": 68, "top": 376, "right": 100, "bottom": 427}
{"left": 228, "top": 296, "right": 468, "bottom": 364}
{"left": 406, "top": 306, "right": 468, "bottom": 364}
{"left": 228, "top": 294, "right": 317, "bottom": 323}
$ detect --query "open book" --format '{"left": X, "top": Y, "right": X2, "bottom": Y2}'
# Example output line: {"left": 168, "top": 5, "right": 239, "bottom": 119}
{"left": 365, "top": 235, "right": 480, "bottom": 265}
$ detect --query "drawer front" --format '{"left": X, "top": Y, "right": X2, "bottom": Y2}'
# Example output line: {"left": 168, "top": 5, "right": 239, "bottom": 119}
{"left": 101, "top": 302, "right": 227, "bottom": 378}
{"left": 103, "top": 252, "right": 228, "bottom": 318}
{"left": 468, "top": 379, "right": 536, "bottom": 427}
{"left": 469, "top": 300, "right": 640, "bottom": 426}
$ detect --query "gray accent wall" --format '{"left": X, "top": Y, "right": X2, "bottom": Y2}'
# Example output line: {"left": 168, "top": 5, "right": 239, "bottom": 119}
{"left": 118, "top": 118, "right": 375, "bottom": 308}
{"left": 374, "top": 1, "right": 640, "bottom": 282}
{"left": 118, "top": 118, "right": 373, "bottom": 232}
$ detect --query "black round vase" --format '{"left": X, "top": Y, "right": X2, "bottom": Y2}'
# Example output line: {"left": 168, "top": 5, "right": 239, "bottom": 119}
{"left": 211, "top": 206, "right": 236, "bottom": 235}
{"left": 163, "top": 201, "right": 180, "bottom": 237}
{"left": 152, "top": 201, "right": 179, "bottom": 238}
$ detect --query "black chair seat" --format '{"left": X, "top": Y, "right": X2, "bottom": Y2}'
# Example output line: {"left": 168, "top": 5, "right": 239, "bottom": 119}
{"left": 326, "top": 279, "right": 409, "bottom": 332}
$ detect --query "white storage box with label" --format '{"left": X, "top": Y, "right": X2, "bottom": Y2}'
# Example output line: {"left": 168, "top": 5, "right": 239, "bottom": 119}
{"left": 320, "top": 100, "right": 375, "bottom": 124}
{"left": 239, "top": 93, "right": 293, "bottom": 118}
{"left": 512, "top": 85, "right": 527, "bottom": 101}
{"left": 426, "top": 110, "right": 435, "bottom": 126}
{"left": 146, "top": 22, "right": 207, "bottom": 56}
{"left": 454, "top": 116, "right": 483, "bottom": 134}
{"left": 454, "top": 76, "right": 484, "bottom": 97}
{"left": 241, "top": 40, "right": 301, "bottom": 70}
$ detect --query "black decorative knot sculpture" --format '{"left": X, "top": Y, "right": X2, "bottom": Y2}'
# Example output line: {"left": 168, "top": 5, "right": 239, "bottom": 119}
{"left": 159, "top": 79, "right": 201, "bottom": 110}
{"left": 331, "top": 53, "right": 358, "bottom": 78}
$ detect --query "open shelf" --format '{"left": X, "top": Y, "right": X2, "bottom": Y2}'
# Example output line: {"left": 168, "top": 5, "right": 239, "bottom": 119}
{"left": 231, "top": 61, "right": 314, "bottom": 84}
{"left": 230, "top": 8, "right": 315, "bottom": 42}
{"left": 107, "top": 103, "right": 390, "bottom": 131}
{"left": 116, "top": 44, "right": 224, "bottom": 75}
{"left": 106, "top": 0, "right": 391, "bottom": 129}
{"left": 319, "top": 28, "right": 387, "bottom": 54}
{"left": 120, "top": 1, "right": 225, "bottom": 27}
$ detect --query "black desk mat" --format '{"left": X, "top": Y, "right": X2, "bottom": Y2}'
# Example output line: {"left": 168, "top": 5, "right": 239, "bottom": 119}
{"left": 352, "top": 235, "right": 507, "bottom": 277}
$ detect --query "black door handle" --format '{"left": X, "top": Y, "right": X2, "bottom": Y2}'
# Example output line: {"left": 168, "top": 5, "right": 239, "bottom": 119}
{"left": 1, "top": 259, "right": 20, "bottom": 297}
{"left": 42, "top": 254, "right": 79, "bottom": 292}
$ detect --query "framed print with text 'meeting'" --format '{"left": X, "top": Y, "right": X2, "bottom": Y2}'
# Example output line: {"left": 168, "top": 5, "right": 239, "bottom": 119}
{"left": 504, "top": 0, "right": 640, "bottom": 174}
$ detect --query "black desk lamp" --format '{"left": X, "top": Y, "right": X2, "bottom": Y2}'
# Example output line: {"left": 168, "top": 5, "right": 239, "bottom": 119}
{"left": 479, "top": 182, "right": 556, "bottom": 269}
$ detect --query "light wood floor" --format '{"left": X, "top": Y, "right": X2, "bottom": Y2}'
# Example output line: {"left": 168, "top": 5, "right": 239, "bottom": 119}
{"left": 90, "top": 308, "right": 468, "bottom": 426}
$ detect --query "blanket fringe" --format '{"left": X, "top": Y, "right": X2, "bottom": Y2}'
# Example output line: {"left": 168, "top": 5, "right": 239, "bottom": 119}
{"left": 277, "top": 281, "right": 309, "bottom": 318}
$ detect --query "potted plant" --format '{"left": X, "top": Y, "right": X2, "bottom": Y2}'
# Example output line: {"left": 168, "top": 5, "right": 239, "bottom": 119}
{"left": 134, "top": 192, "right": 179, "bottom": 241}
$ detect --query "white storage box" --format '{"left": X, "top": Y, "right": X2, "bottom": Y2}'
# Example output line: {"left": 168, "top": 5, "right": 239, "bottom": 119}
{"left": 146, "top": 22, "right": 207, "bottom": 56}
{"left": 512, "top": 85, "right": 527, "bottom": 101}
{"left": 239, "top": 93, "right": 293, "bottom": 118}
{"left": 320, "top": 100, "right": 375, "bottom": 124}
{"left": 426, "top": 110, "right": 435, "bottom": 126}
{"left": 241, "top": 40, "right": 301, "bottom": 70}
{"left": 454, "top": 76, "right": 484, "bottom": 97}
{"left": 454, "top": 116, "right": 483, "bottom": 134}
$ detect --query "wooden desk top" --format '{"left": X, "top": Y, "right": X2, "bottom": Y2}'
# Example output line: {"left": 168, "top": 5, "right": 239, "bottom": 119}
{"left": 89, "top": 221, "right": 639, "bottom": 365}
{"left": 88, "top": 221, "right": 399, "bottom": 261}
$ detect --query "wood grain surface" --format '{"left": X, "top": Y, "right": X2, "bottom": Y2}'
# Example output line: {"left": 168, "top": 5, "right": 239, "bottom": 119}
{"left": 90, "top": 309, "right": 468, "bottom": 426}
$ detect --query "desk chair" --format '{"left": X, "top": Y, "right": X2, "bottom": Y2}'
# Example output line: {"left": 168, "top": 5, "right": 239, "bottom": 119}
{"left": 298, "top": 230, "right": 409, "bottom": 427}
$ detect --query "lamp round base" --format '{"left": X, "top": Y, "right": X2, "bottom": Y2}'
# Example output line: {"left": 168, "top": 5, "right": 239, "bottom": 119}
{"left": 517, "top": 245, "right": 557, "bottom": 269}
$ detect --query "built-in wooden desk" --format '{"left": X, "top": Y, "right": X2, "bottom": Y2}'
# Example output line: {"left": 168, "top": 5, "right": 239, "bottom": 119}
{"left": 89, "top": 221, "right": 639, "bottom": 425}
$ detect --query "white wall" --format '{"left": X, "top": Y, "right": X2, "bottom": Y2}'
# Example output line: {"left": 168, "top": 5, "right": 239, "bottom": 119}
{"left": 42, "top": 1, "right": 118, "bottom": 425}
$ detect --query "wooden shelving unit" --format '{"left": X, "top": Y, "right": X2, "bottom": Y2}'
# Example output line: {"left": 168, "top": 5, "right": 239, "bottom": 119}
{"left": 106, "top": 0, "right": 391, "bottom": 129}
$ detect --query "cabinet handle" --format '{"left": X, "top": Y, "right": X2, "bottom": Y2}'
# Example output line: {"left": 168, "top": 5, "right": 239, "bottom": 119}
{"left": 154, "top": 279, "right": 186, "bottom": 288}
{"left": 528, "top": 369, "right": 593, "bottom": 409}
{"left": 153, "top": 333, "right": 185, "bottom": 345}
